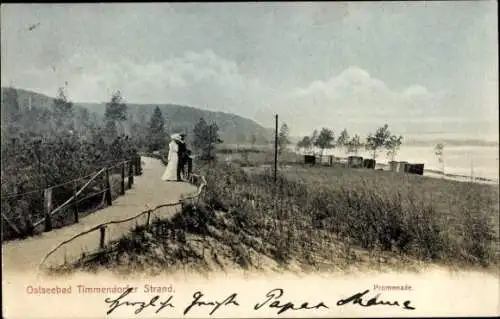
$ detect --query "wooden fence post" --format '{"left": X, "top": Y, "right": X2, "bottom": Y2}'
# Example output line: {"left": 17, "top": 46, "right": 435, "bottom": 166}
{"left": 105, "top": 169, "right": 112, "bottom": 206}
{"left": 128, "top": 160, "right": 134, "bottom": 187}
{"left": 44, "top": 188, "right": 53, "bottom": 232}
{"left": 24, "top": 213, "right": 34, "bottom": 236}
{"left": 73, "top": 181, "right": 79, "bottom": 223}
{"left": 135, "top": 155, "right": 142, "bottom": 176}
{"left": 146, "top": 211, "right": 151, "bottom": 227}
{"left": 120, "top": 162, "right": 126, "bottom": 195}
{"left": 99, "top": 225, "right": 106, "bottom": 249}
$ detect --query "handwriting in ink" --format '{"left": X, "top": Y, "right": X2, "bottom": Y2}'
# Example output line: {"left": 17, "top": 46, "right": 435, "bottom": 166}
{"left": 104, "top": 288, "right": 175, "bottom": 315}
{"left": 337, "top": 289, "right": 415, "bottom": 310}
{"left": 183, "top": 291, "right": 240, "bottom": 315}
{"left": 254, "top": 288, "right": 329, "bottom": 315}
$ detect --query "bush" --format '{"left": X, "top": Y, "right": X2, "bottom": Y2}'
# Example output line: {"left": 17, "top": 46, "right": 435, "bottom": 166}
{"left": 197, "top": 163, "right": 498, "bottom": 267}
{"left": 1, "top": 132, "right": 136, "bottom": 241}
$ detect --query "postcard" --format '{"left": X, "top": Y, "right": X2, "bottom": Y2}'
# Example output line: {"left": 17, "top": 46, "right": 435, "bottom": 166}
{"left": 2, "top": 2, "right": 499, "bottom": 318}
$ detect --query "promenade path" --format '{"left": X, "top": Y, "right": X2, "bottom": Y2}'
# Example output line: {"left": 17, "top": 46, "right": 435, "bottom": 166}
{"left": 2, "top": 157, "right": 196, "bottom": 274}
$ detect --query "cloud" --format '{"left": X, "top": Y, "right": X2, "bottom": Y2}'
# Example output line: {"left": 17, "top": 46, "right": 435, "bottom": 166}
{"left": 288, "top": 66, "right": 395, "bottom": 106}
{"left": 402, "top": 85, "right": 431, "bottom": 99}
{"left": 3, "top": 50, "right": 267, "bottom": 118}
{"left": 271, "top": 66, "right": 454, "bottom": 136}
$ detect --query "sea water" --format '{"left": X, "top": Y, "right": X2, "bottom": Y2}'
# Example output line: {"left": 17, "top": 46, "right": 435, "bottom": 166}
{"left": 303, "top": 145, "right": 499, "bottom": 182}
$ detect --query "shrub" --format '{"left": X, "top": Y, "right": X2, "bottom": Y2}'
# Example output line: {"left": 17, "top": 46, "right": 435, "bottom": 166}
{"left": 1, "top": 133, "right": 136, "bottom": 241}
{"left": 197, "top": 163, "right": 498, "bottom": 267}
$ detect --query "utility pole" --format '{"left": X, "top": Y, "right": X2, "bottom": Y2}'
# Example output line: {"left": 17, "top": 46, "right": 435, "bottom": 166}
{"left": 274, "top": 114, "right": 278, "bottom": 183}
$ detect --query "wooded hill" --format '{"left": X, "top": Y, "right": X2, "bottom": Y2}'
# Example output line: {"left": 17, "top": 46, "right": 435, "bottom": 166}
{"left": 1, "top": 87, "right": 272, "bottom": 145}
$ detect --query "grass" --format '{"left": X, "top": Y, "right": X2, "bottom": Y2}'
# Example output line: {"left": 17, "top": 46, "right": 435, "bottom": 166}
{"left": 218, "top": 146, "right": 302, "bottom": 167}
{"left": 52, "top": 156, "right": 499, "bottom": 275}
{"left": 200, "top": 162, "right": 498, "bottom": 267}
{"left": 283, "top": 166, "right": 499, "bottom": 263}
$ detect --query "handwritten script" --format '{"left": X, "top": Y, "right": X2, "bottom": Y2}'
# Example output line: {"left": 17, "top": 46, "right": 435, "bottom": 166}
{"left": 104, "top": 288, "right": 174, "bottom": 315}
{"left": 337, "top": 289, "right": 415, "bottom": 310}
{"left": 183, "top": 291, "right": 240, "bottom": 315}
{"left": 104, "top": 288, "right": 415, "bottom": 315}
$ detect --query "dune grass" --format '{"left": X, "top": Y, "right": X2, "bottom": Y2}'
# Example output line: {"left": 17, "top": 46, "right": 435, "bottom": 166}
{"left": 199, "top": 162, "right": 498, "bottom": 268}
{"left": 51, "top": 157, "right": 499, "bottom": 275}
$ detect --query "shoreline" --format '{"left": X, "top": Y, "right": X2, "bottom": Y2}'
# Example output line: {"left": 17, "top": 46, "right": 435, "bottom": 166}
{"left": 217, "top": 144, "right": 499, "bottom": 183}
{"left": 243, "top": 163, "right": 499, "bottom": 186}
{"left": 374, "top": 162, "right": 499, "bottom": 185}
{"left": 293, "top": 151, "right": 498, "bottom": 185}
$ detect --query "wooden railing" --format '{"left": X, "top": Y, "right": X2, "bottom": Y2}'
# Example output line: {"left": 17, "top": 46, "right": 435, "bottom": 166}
{"left": 38, "top": 173, "right": 207, "bottom": 271}
{"left": 1, "top": 156, "right": 143, "bottom": 238}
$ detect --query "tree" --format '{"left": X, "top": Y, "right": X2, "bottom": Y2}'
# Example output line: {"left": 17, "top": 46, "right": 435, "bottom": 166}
{"left": 314, "top": 128, "right": 335, "bottom": 156}
{"left": 296, "top": 136, "right": 313, "bottom": 154}
{"left": 193, "top": 118, "right": 223, "bottom": 160}
{"left": 249, "top": 134, "right": 257, "bottom": 147}
{"left": 52, "top": 87, "right": 74, "bottom": 133}
{"left": 365, "top": 124, "right": 392, "bottom": 159}
{"left": 310, "top": 129, "right": 318, "bottom": 143}
{"left": 386, "top": 135, "right": 403, "bottom": 161}
{"left": 278, "top": 123, "right": 290, "bottom": 154}
{"left": 347, "top": 134, "right": 362, "bottom": 156}
{"left": 337, "top": 129, "right": 350, "bottom": 154}
{"left": 1, "top": 87, "right": 21, "bottom": 140}
{"left": 1, "top": 87, "right": 20, "bottom": 121}
{"left": 146, "top": 106, "right": 167, "bottom": 152}
{"left": 129, "top": 108, "right": 149, "bottom": 150}
{"left": 74, "top": 107, "right": 93, "bottom": 135}
{"left": 104, "top": 90, "right": 127, "bottom": 135}
{"left": 309, "top": 129, "right": 319, "bottom": 155}
{"left": 193, "top": 118, "right": 208, "bottom": 151}
{"left": 103, "top": 118, "right": 118, "bottom": 143}
{"left": 434, "top": 143, "right": 445, "bottom": 174}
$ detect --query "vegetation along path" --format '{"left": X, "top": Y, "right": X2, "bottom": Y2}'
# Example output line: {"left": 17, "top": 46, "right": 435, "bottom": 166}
{"left": 2, "top": 157, "right": 196, "bottom": 274}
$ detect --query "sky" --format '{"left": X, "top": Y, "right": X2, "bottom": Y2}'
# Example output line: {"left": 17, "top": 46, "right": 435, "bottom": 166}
{"left": 1, "top": 2, "right": 498, "bottom": 141}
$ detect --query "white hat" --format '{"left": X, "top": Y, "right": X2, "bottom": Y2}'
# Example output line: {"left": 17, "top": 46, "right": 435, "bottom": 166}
{"left": 171, "top": 133, "right": 182, "bottom": 141}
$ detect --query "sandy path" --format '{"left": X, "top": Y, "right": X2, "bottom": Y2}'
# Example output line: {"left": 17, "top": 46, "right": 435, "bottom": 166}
{"left": 2, "top": 157, "right": 196, "bottom": 273}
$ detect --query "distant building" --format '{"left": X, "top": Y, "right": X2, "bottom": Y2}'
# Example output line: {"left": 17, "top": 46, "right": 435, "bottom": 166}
{"left": 348, "top": 156, "right": 363, "bottom": 168}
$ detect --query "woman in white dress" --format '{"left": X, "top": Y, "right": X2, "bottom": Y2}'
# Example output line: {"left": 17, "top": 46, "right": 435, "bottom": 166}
{"left": 161, "top": 134, "right": 181, "bottom": 181}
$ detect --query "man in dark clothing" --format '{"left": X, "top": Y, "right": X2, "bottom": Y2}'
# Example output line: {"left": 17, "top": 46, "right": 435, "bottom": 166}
{"left": 177, "top": 133, "right": 194, "bottom": 181}
{"left": 176, "top": 134, "right": 187, "bottom": 181}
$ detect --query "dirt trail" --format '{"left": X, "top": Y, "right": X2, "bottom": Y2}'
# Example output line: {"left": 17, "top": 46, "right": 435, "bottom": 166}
{"left": 2, "top": 157, "right": 196, "bottom": 274}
